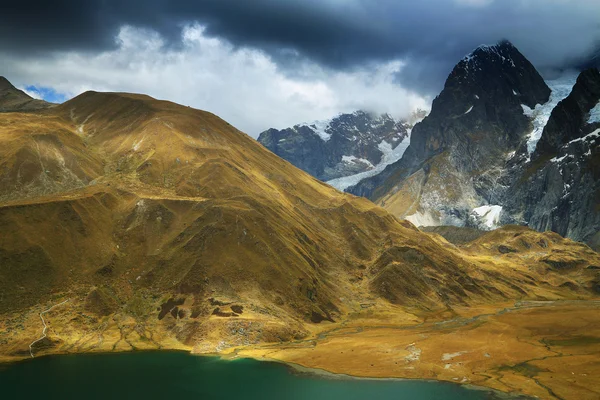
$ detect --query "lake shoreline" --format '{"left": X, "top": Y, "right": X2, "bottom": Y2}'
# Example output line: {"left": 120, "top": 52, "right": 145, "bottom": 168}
{"left": 0, "top": 348, "right": 533, "bottom": 399}
{"left": 219, "top": 351, "right": 535, "bottom": 400}
{"left": 2, "top": 299, "right": 599, "bottom": 399}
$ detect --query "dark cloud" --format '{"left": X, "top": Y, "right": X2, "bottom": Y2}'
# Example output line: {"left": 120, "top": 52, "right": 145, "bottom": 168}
{"left": 2, "top": 0, "right": 599, "bottom": 95}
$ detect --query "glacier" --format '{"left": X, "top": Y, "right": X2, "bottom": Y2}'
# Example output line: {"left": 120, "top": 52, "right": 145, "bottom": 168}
{"left": 327, "top": 131, "right": 411, "bottom": 191}
{"left": 522, "top": 74, "right": 577, "bottom": 155}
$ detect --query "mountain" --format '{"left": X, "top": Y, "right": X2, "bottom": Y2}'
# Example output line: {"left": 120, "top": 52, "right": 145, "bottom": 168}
{"left": 257, "top": 111, "right": 412, "bottom": 182}
{"left": 348, "top": 40, "right": 551, "bottom": 229}
{"left": 2, "top": 89, "right": 551, "bottom": 326}
{"left": 1, "top": 78, "right": 600, "bottom": 398}
{"left": 342, "top": 41, "right": 600, "bottom": 249}
{"left": 503, "top": 68, "right": 600, "bottom": 248}
{"left": 0, "top": 76, "right": 53, "bottom": 112}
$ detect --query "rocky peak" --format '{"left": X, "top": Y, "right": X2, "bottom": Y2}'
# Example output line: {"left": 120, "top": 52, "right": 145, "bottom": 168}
{"left": 350, "top": 41, "right": 551, "bottom": 198}
{"left": 444, "top": 40, "right": 550, "bottom": 116}
{"left": 534, "top": 68, "right": 600, "bottom": 156}
{"left": 258, "top": 111, "right": 409, "bottom": 181}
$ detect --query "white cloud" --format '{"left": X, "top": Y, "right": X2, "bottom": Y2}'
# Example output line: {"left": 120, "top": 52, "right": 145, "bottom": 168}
{"left": 18, "top": 86, "right": 43, "bottom": 99}
{"left": 1, "top": 24, "right": 428, "bottom": 137}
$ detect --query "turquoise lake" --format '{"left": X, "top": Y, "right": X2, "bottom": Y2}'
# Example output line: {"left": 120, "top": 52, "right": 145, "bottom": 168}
{"left": 0, "top": 352, "right": 521, "bottom": 399}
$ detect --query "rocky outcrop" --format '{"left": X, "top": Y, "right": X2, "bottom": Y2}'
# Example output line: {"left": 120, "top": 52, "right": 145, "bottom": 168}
{"left": 348, "top": 40, "right": 551, "bottom": 226}
{"left": 258, "top": 111, "right": 409, "bottom": 181}
{"left": 503, "top": 68, "right": 600, "bottom": 249}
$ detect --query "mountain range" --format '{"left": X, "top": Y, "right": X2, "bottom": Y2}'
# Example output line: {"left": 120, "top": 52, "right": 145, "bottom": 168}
{"left": 1, "top": 46, "right": 600, "bottom": 399}
{"left": 259, "top": 40, "right": 600, "bottom": 250}
{"left": 257, "top": 111, "right": 425, "bottom": 183}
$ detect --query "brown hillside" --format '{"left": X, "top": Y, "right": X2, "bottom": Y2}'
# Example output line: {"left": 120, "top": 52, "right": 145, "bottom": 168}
{"left": 1, "top": 86, "right": 599, "bottom": 399}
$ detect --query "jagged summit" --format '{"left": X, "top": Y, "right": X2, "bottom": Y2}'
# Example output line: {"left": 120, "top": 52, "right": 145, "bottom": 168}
{"left": 293, "top": 111, "right": 403, "bottom": 143}
{"left": 463, "top": 39, "right": 516, "bottom": 60}
{"left": 348, "top": 40, "right": 551, "bottom": 229}
{"left": 258, "top": 110, "right": 409, "bottom": 181}
{"left": 447, "top": 40, "right": 550, "bottom": 109}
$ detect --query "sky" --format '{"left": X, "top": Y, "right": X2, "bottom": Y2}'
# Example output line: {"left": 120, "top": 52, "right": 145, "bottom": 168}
{"left": 1, "top": 0, "right": 599, "bottom": 137}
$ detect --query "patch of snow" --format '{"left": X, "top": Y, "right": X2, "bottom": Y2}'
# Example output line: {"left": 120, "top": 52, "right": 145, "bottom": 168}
{"left": 588, "top": 101, "right": 600, "bottom": 124}
{"left": 327, "top": 132, "right": 411, "bottom": 191}
{"left": 341, "top": 155, "right": 374, "bottom": 168}
{"left": 308, "top": 119, "right": 332, "bottom": 141}
{"left": 471, "top": 205, "right": 502, "bottom": 229}
{"left": 521, "top": 104, "right": 534, "bottom": 117}
{"left": 550, "top": 154, "right": 569, "bottom": 163}
{"left": 278, "top": 138, "right": 286, "bottom": 143}
{"left": 567, "top": 128, "right": 600, "bottom": 145}
{"left": 523, "top": 74, "right": 577, "bottom": 155}
{"left": 464, "top": 105, "right": 474, "bottom": 115}
{"left": 475, "top": 95, "right": 480, "bottom": 100}
{"left": 512, "top": 89, "right": 518, "bottom": 95}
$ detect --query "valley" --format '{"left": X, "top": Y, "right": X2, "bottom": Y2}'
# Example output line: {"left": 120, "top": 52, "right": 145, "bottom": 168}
{"left": 3, "top": 2, "right": 600, "bottom": 400}
{"left": 236, "top": 300, "right": 600, "bottom": 400}
{"left": 1, "top": 55, "right": 599, "bottom": 400}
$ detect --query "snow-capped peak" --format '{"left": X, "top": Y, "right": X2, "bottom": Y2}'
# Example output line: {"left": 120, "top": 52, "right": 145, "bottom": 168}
{"left": 461, "top": 40, "right": 517, "bottom": 70}
{"left": 305, "top": 119, "right": 332, "bottom": 141}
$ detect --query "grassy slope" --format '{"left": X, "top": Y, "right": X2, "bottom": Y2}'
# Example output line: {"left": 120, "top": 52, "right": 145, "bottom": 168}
{"left": 0, "top": 90, "right": 599, "bottom": 399}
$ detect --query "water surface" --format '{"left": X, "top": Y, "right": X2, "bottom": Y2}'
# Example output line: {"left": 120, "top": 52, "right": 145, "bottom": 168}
{"left": 0, "top": 352, "right": 516, "bottom": 399}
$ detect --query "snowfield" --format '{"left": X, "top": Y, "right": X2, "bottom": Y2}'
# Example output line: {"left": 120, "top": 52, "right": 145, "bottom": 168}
{"left": 327, "top": 131, "right": 411, "bottom": 191}
{"left": 471, "top": 205, "right": 503, "bottom": 230}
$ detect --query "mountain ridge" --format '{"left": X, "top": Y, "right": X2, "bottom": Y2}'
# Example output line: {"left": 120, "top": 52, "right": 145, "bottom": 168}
{"left": 503, "top": 67, "right": 600, "bottom": 249}
{"left": 0, "top": 76, "right": 53, "bottom": 112}
{"left": 257, "top": 110, "right": 414, "bottom": 182}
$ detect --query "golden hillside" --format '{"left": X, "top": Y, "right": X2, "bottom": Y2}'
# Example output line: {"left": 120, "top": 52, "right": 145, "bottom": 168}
{"left": 1, "top": 88, "right": 599, "bottom": 399}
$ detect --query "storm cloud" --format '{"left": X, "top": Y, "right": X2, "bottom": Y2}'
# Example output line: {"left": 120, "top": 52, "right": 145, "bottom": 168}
{"left": 1, "top": 0, "right": 599, "bottom": 132}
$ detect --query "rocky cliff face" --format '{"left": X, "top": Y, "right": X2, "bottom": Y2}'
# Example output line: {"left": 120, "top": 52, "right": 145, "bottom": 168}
{"left": 504, "top": 68, "right": 600, "bottom": 249}
{"left": 348, "top": 40, "right": 551, "bottom": 227}
{"left": 257, "top": 111, "right": 410, "bottom": 181}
